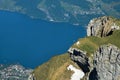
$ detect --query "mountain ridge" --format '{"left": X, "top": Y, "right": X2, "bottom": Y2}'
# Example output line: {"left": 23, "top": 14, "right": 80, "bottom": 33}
{"left": 0, "top": 0, "right": 120, "bottom": 25}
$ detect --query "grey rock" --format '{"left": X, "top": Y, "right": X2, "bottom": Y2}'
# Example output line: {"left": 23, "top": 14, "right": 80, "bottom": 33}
{"left": 89, "top": 44, "right": 120, "bottom": 80}
{"left": 87, "top": 16, "right": 120, "bottom": 37}
{"left": 68, "top": 48, "right": 90, "bottom": 73}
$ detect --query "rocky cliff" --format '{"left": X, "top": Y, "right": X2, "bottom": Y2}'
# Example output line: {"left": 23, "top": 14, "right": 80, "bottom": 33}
{"left": 87, "top": 16, "right": 120, "bottom": 37}
{"left": 89, "top": 44, "right": 120, "bottom": 80}
{"left": 32, "top": 16, "right": 120, "bottom": 80}
{"left": 68, "top": 48, "right": 90, "bottom": 73}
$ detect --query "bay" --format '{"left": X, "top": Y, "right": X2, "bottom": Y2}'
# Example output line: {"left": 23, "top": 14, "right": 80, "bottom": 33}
{"left": 0, "top": 11, "right": 86, "bottom": 68}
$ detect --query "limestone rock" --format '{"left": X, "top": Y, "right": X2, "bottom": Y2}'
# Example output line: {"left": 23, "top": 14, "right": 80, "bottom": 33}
{"left": 87, "top": 16, "right": 120, "bottom": 37}
{"left": 89, "top": 44, "right": 120, "bottom": 80}
{"left": 68, "top": 48, "right": 90, "bottom": 73}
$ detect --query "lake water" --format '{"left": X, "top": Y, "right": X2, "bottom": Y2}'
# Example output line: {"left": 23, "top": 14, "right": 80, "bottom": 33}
{"left": 0, "top": 11, "right": 86, "bottom": 68}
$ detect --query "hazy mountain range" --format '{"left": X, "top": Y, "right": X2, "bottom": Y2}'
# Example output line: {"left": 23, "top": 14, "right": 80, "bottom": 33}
{"left": 0, "top": 0, "right": 120, "bottom": 25}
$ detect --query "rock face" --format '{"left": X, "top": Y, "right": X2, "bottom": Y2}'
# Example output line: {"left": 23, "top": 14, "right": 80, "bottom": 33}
{"left": 87, "top": 16, "right": 120, "bottom": 37}
{"left": 89, "top": 44, "right": 120, "bottom": 80}
{"left": 68, "top": 48, "right": 90, "bottom": 73}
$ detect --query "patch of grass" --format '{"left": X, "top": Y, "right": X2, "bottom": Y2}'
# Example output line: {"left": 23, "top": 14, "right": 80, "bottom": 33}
{"left": 72, "top": 30, "right": 120, "bottom": 57}
{"left": 33, "top": 53, "right": 79, "bottom": 80}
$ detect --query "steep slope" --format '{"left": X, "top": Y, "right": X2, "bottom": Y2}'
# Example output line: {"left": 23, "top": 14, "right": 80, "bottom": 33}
{"left": 0, "top": 0, "right": 120, "bottom": 25}
{"left": 33, "top": 54, "right": 80, "bottom": 80}
{"left": 32, "top": 16, "right": 120, "bottom": 80}
{"left": 89, "top": 44, "right": 120, "bottom": 80}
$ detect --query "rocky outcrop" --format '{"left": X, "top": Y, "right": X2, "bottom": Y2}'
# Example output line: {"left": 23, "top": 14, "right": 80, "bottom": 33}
{"left": 89, "top": 44, "right": 120, "bottom": 80}
{"left": 68, "top": 48, "right": 90, "bottom": 73}
{"left": 87, "top": 16, "right": 120, "bottom": 37}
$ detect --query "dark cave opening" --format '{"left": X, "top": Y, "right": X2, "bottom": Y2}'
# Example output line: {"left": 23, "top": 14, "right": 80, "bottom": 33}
{"left": 89, "top": 68, "right": 98, "bottom": 80}
{"left": 106, "top": 30, "right": 113, "bottom": 36}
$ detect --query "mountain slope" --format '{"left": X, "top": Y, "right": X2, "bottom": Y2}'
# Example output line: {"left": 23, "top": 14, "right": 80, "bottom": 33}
{"left": 32, "top": 16, "right": 120, "bottom": 80}
{"left": 0, "top": 0, "right": 120, "bottom": 25}
{"left": 33, "top": 54, "right": 79, "bottom": 80}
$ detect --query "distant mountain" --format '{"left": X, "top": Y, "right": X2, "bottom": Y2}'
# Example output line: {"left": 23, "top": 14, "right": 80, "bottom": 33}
{"left": 0, "top": 0, "right": 120, "bottom": 25}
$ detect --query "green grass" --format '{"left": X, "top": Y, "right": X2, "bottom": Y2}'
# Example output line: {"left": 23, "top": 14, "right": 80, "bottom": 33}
{"left": 33, "top": 53, "right": 80, "bottom": 80}
{"left": 72, "top": 30, "right": 120, "bottom": 57}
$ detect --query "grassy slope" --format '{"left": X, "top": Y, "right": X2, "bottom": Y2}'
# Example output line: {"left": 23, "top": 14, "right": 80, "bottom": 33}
{"left": 72, "top": 17, "right": 120, "bottom": 57}
{"left": 33, "top": 53, "right": 80, "bottom": 80}
{"left": 33, "top": 17, "right": 120, "bottom": 80}
{"left": 72, "top": 30, "right": 120, "bottom": 57}
{"left": 33, "top": 30, "right": 120, "bottom": 80}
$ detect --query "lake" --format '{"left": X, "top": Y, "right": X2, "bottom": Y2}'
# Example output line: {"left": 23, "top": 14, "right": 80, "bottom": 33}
{"left": 0, "top": 11, "right": 86, "bottom": 68}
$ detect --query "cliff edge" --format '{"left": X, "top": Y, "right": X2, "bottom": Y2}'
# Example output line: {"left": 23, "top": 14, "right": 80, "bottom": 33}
{"left": 32, "top": 16, "right": 120, "bottom": 80}
{"left": 89, "top": 44, "right": 120, "bottom": 80}
{"left": 87, "top": 16, "right": 120, "bottom": 37}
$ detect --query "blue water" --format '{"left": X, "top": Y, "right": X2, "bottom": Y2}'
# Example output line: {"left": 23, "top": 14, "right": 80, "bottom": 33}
{"left": 0, "top": 11, "right": 86, "bottom": 68}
